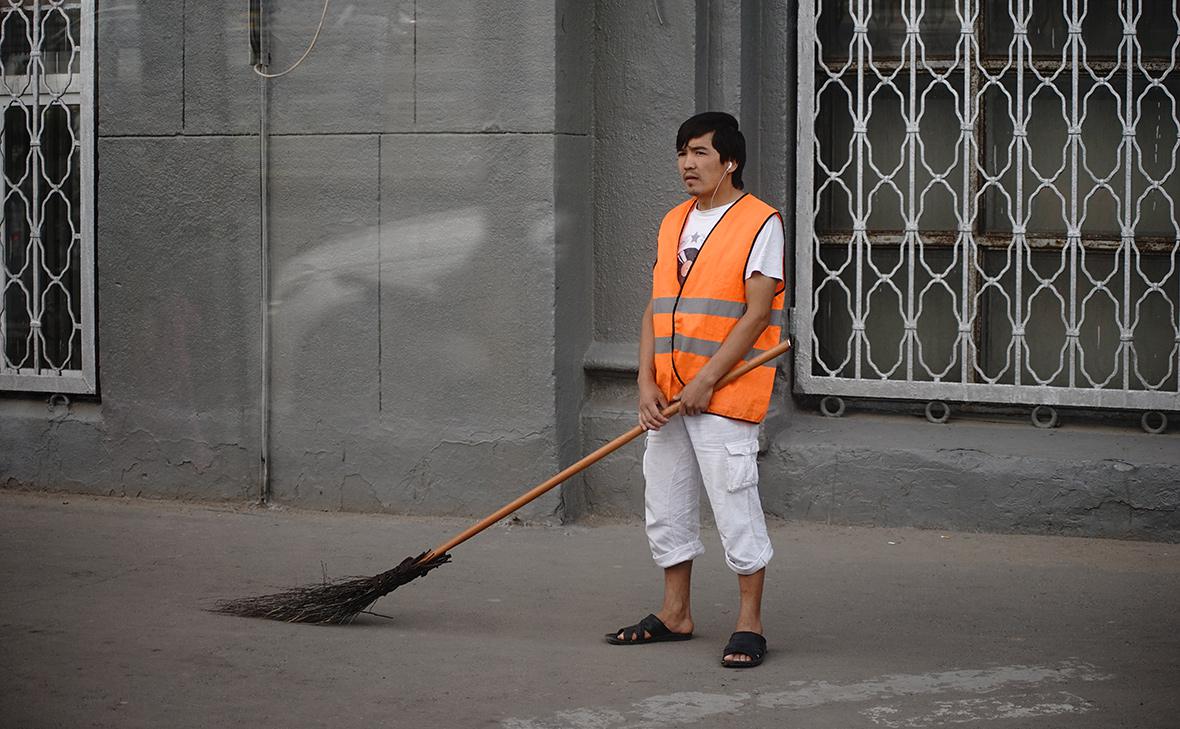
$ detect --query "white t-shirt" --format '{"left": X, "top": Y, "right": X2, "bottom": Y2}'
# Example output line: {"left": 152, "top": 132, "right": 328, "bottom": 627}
{"left": 676, "top": 199, "right": 784, "bottom": 286}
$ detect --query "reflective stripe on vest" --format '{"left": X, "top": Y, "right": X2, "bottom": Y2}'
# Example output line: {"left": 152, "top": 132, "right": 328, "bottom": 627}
{"left": 651, "top": 194, "right": 786, "bottom": 423}
{"left": 653, "top": 334, "right": 779, "bottom": 366}
{"left": 652, "top": 296, "right": 787, "bottom": 329}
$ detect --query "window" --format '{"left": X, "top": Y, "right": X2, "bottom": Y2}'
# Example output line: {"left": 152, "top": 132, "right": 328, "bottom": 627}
{"left": 0, "top": 0, "right": 94, "bottom": 393}
{"left": 796, "top": 0, "right": 1180, "bottom": 408}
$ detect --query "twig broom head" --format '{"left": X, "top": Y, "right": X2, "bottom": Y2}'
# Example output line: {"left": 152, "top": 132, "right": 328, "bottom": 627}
{"left": 211, "top": 551, "right": 451, "bottom": 625}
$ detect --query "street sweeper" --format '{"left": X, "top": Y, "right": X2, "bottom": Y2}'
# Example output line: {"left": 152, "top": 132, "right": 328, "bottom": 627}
{"left": 213, "top": 113, "right": 791, "bottom": 643}
{"left": 606, "top": 111, "right": 786, "bottom": 669}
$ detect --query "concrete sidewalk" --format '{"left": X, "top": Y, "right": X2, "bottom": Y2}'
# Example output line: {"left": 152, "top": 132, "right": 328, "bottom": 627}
{"left": 2, "top": 491, "right": 1178, "bottom": 729}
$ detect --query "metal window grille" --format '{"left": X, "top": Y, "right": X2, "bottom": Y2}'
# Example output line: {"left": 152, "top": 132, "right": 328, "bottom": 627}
{"left": 0, "top": 0, "right": 94, "bottom": 394}
{"left": 795, "top": 0, "right": 1180, "bottom": 409}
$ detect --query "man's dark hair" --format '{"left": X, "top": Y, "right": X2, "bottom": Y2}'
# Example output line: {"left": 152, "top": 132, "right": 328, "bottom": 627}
{"left": 676, "top": 111, "right": 746, "bottom": 190}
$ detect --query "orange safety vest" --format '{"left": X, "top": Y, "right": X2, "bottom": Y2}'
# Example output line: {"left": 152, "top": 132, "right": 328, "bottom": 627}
{"left": 651, "top": 194, "right": 786, "bottom": 423}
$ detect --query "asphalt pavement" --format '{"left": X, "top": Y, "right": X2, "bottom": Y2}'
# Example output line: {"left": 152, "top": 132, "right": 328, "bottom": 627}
{"left": 2, "top": 491, "right": 1178, "bottom": 729}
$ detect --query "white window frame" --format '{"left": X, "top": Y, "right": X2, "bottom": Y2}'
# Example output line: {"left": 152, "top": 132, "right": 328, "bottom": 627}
{"left": 0, "top": 0, "right": 95, "bottom": 394}
{"left": 794, "top": 0, "right": 1180, "bottom": 410}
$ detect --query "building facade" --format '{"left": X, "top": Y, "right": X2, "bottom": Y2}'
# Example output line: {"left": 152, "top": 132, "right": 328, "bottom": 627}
{"left": 2, "top": 0, "right": 1177, "bottom": 539}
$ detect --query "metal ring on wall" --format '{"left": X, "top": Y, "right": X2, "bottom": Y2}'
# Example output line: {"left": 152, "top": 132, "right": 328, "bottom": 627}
{"left": 48, "top": 393, "right": 70, "bottom": 411}
{"left": 820, "top": 395, "right": 846, "bottom": 418}
{"left": 1141, "top": 411, "right": 1168, "bottom": 435}
{"left": 1031, "top": 405, "right": 1058, "bottom": 429}
{"left": 925, "top": 400, "right": 950, "bottom": 424}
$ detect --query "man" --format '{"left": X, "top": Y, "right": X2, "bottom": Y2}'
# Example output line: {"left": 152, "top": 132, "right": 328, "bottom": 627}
{"left": 606, "top": 112, "right": 785, "bottom": 669}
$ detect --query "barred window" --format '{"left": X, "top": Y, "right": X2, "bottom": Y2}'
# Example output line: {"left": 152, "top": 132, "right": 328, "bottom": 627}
{"left": 796, "top": 0, "right": 1180, "bottom": 409}
{"left": 0, "top": 0, "right": 94, "bottom": 394}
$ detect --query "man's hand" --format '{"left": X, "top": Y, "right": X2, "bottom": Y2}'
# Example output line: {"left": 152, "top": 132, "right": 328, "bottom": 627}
{"left": 638, "top": 377, "right": 670, "bottom": 431}
{"left": 676, "top": 375, "right": 715, "bottom": 416}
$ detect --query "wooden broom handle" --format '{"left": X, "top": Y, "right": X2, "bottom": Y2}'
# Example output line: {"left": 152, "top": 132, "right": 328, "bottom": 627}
{"left": 425, "top": 338, "right": 792, "bottom": 559}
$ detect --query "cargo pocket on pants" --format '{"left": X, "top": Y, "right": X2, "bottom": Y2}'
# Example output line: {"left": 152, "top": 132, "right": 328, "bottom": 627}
{"left": 723, "top": 439, "right": 759, "bottom": 493}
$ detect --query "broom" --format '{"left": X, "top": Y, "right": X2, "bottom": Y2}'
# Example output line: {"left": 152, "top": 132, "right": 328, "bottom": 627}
{"left": 213, "top": 338, "right": 792, "bottom": 624}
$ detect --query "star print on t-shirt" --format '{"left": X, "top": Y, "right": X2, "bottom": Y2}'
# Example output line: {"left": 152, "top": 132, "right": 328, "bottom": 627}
{"left": 677, "top": 232, "right": 702, "bottom": 284}
{"left": 668, "top": 198, "right": 785, "bottom": 291}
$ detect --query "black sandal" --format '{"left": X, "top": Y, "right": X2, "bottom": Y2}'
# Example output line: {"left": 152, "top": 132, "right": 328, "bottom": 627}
{"left": 605, "top": 613, "right": 693, "bottom": 645}
{"left": 721, "top": 631, "right": 766, "bottom": 668}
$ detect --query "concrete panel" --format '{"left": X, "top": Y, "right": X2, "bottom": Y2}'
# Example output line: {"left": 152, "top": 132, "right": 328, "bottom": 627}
{"left": 375, "top": 132, "right": 561, "bottom": 518}
{"left": 185, "top": 0, "right": 415, "bottom": 135}
{"left": 579, "top": 377, "right": 646, "bottom": 519}
{"left": 3, "top": 136, "right": 261, "bottom": 501}
{"left": 182, "top": 0, "right": 258, "bottom": 135}
{"left": 696, "top": 0, "right": 743, "bottom": 114}
{"left": 579, "top": 0, "right": 700, "bottom": 519}
{"left": 97, "top": 1, "right": 183, "bottom": 136}
{"left": 265, "top": 0, "right": 415, "bottom": 134}
{"left": 593, "top": 0, "right": 696, "bottom": 343}
{"left": 95, "top": 136, "right": 261, "bottom": 500}
{"left": 763, "top": 413, "right": 1180, "bottom": 541}
{"left": 1, "top": 135, "right": 260, "bottom": 500}
{"left": 581, "top": 404, "right": 1180, "bottom": 540}
{"left": 555, "top": 0, "right": 592, "bottom": 136}
{"left": 415, "top": 0, "right": 554, "bottom": 132}
{"left": 265, "top": 134, "right": 381, "bottom": 505}
{"left": 185, "top": 0, "right": 559, "bottom": 135}
{"left": 553, "top": 133, "right": 594, "bottom": 518}
{"left": 580, "top": 418, "right": 647, "bottom": 519}
{"left": 740, "top": 0, "right": 792, "bottom": 207}
{"left": 302, "top": 430, "right": 562, "bottom": 518}
{"left": 553, "top": 0, "right": 594, "bottom": 527}
{"left": 0, "top": 400, "right": 113, "bottom": 495}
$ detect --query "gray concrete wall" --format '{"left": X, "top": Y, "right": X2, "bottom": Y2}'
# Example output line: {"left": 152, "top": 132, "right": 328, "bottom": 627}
{"left": 577, "top": 0, "right": 1180, "bottom": 541}
{"left": 764, "top": 411, "right": 1180, "bottom": 541}
{"left": 257, "top": 1, "right": 575, "bottom": 518}
{"left": 577, "top": 0, "right": 699, "bottom": 519}
{"left": 552, "top": 0, "right": 596, "bottom": 520}
{"left": 592, "top": 0, "right": 698, "bottom": 345}
{"left": 2, "top": 0, "right": 1177, "bottom": 540}
{"left": 0, "top": 135, "right": 261, "bottom": 502}
{"left": 3, "top": 0, "right": 595, "bottom": 522}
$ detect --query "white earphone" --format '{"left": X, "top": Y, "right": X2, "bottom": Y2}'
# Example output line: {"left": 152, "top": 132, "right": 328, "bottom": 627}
{"left": 707, "top": 162, "right": 735, "bottom": 208}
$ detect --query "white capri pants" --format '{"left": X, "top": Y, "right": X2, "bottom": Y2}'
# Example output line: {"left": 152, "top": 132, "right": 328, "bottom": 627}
{"left": 643, "top": 413, "right": 773, "bottom": 575}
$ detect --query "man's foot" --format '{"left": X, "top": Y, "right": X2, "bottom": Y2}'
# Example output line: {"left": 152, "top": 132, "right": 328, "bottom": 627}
{"left": 729, "top": 568, "right": 766, "bottom": 664}
{"left": 605, "top": 612, "right": 694, "bottom": 644}
{"left": 721, "top": 631, "right": 766, "bottom": 668}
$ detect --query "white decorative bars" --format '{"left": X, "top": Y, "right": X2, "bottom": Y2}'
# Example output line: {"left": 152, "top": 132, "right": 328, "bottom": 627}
{"left": 796, "top": 0, "right": 1180, "bottom": 409}
{"left": 0, "top": 0, "right": 93, "bottom": 394}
